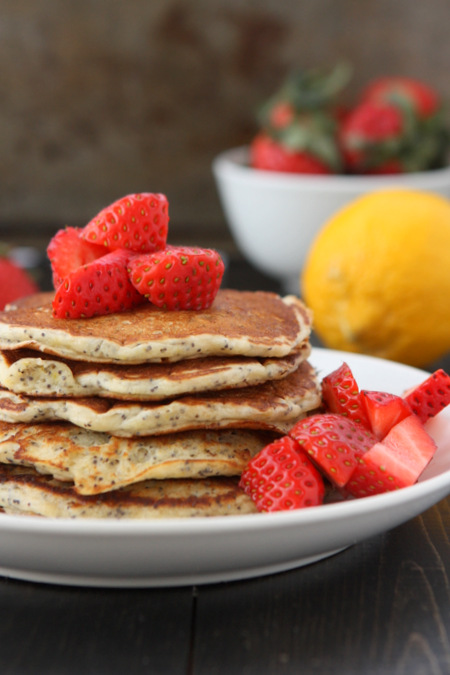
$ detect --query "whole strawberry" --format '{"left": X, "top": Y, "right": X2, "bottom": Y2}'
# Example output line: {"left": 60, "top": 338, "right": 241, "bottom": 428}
{"left": 250, "top": 63, "right": 351, "bottom": 174}
{"left": 239, "top": 435, "right": 325, "bottom": 512}
{"left": 250, "top": 133, "right": 334, "bottom": 174}
{"left": 81, "top": 193, "right": 169, "bottom": 253}
{"left": 128, "top": 246, "right": 225, "bottom": 310}
{"left": 360, "top": 76, "right": 441, "bottom": 120}
{"left": 0, "top": 251, "right": 39, "bottom": 310}
{"left": 53, "top": 249, "right": 143, "bottom": 319}
{"left": 342, "top": 76, "right": 449, "bottom": 173}
{"left": 339, "top": 100, "right": 406, "bottom": 173}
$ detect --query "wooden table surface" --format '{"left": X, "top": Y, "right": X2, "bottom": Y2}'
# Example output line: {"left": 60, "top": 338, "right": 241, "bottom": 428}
{"left": 0, "top": 254, "right": 449, "bottom": 675}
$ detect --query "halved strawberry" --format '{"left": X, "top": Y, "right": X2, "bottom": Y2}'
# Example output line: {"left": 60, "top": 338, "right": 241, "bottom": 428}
{"left": 289, "top": 413, "right": 377, "bottom": 487}
{"left": 52, "top": 249, "right": 143, "bottom": 319}
{"left": 47, "top": 227, "right": 105, "bottom": 289}
{"left": 239, "top": 435, "right": 325, "bottom": 512}
{"left": 361, "top": 390, "right": 412, "bottom": 439}
{"left": 81, "top": 193, "right": 169, "bottom": 253}
{"left": 128, "top": 246, "right": 225, "bottom": 310}
{"left": 403, "top": 369, "right": 450, "bottom": 424}
{"left": 346, "top": 415, "right": 437, "bottom": 497}
{"left": 321, "top": 362, "right": 370, "bottom": 427}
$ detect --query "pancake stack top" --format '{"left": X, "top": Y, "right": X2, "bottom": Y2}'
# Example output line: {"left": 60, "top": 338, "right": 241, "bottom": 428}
{"left": 0, "top": 287, "right": 321, "bottom": 518}
{"left": 0, "top": 188, "right": 322, "bottom": 519}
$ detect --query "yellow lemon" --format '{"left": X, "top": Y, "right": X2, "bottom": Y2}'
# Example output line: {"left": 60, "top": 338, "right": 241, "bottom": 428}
{"left": 301, "top": 189, "right": 450, "bottom": 367}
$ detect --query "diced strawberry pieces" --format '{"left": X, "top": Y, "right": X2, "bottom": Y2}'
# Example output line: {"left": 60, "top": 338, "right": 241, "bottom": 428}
{"left": 239, "top": 436, "right": 325, "bottom": 512}
{"left": 361, "top": 390, "right": 412, "bottom": 439}
{"left": 128, "top": 246, "right": 225, "bottom": 310}
{"left": 47, "top": 227, "right": 105, "bottom": 289}
{"left": 289, "top": 413, "right": 377, "bottom": 488}
{"left": 346, "top": 415, "right": 437, "bottom": 497}
{"left": 321, "top": 362, "right": 370, "bottom": 427}
{"left": 81, "top": 193, "right": 169, "bottom": 253}
{"left": 403, "top": 369, "right": 450, "bottom": 424}
{"left": 52, "top": 249, "right": 143, "bottom": 319}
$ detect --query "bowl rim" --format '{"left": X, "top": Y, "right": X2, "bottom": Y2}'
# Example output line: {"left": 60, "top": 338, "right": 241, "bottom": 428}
{"left": 212, "top": 145, "right": 450, "bottom": 192}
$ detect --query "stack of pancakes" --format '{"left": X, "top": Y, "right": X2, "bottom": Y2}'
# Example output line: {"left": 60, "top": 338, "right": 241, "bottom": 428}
{"left": 0, "top": 289, "right": 321, "bottom": 518}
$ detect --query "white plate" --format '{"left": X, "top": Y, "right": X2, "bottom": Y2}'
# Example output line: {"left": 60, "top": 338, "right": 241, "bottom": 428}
{"left": 0, "top": 348, "right": 449, "bottom": 588}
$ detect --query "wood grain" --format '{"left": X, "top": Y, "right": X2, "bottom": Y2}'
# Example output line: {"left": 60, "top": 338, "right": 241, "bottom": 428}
{"left": 191, "top": 498, "right": 450, "bottom": 675}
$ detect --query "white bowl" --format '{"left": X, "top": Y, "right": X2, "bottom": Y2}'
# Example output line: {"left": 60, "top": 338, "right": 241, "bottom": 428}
{"left": 213, "top": 146, "right": 450, "bottom": 293}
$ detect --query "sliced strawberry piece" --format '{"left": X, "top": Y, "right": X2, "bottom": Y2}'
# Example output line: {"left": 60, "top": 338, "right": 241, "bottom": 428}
{"left": 239, "top": 435, "right": 325, "bottom": 512}
{"left": 47, "top": 227, "right": 105, "bottom": 289}
{"left": 128, "top": 246, "right": 225, "bottom": 310}
{"left": 52, "top": 249, "right": 143, "bottom": 319}
{"left": 321, "top": 362, "right": 370, "bottom": 427}
{"left": 361, "top": 390, "right": 412, "bottom": 439}
{"left": 289, "top": 413, "right": 377, "bottom": 487}
{"left": 346, "top": 415, "right": 437, "bottom": 497}
{"left": 403, "top": 369, "right": 450, "bottom": 424}
{"left": 81, "top": 193, "right": 169, "bottom": 253}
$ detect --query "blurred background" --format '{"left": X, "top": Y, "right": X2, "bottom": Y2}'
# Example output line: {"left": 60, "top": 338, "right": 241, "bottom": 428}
{"left": 1, "top": 0, "right": 449, "bottom": 254}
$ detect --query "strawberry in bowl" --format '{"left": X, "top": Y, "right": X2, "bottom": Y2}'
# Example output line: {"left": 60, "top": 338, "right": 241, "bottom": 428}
{"left": 249, "top": 63, "right": 350, "bottom": 175}
{"left": 340, "top": 76, "right": 449, "bottom": 174}
{"left": 213, "top": 67, "right": 450, "bottom": 293}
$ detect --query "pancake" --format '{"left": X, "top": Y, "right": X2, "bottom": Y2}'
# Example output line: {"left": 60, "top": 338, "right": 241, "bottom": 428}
{"left": 0, "top": 343, "right": 309, "bottom": 400}
{"left": 0, "top": 421, "right": 272, "bottom": 495}
{"left": 0, "top": 290, "right": 312, "bottom": 364}
{"left": 0, "top": 464, "right": 258, "bottom": 518}
{"left": 0, "top": 360, "right": 321, "bottom": 437}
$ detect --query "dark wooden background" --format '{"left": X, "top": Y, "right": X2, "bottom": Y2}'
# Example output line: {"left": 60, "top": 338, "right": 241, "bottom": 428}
{"left": 1, "top": 0, "right": 449, "bottom": 244}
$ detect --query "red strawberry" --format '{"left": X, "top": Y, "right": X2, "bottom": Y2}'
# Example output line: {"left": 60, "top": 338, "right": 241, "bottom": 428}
{"left": 0, "top": 255, "right": 39, "bottom": 310}
{"left": 339, "top": 100, "right": 405, "bottom": 173}
{"left": 128, "top": 246, "right": 225, "bottom": 310}
{"left": 346, "top": 415, "right": 437, "bottom": 497}
{"left": 361, "top": 77, "right": 440, "bottom": 120}
{"left": 361, "top": 390, "right": 412, "bottom": 439}
{"left": 269, "top": 102, "right": 296, "bottom": 129}
{"left": 321, "top": 362, "right": 370, "bottom": 427}
{"left": 251, "top": 64, "right": 352, "bottom": 175}
{"left": 52, "top": 249, "right": 143, "bottom": 319}
{"left": 81, "top": 193, "right": 169, "bottom": 253}
{"left": 239, "top": 435, "right": 325, "bottom": 512}
{"left": 403, "top": 369, "right": 450, "bottom": 424}
{"left": 47, "top": 226, "right": 105, "bottom": 289}
{"left": 289, "top": 413, "right": 377, "bottom": 487}
{"left": 250, "top": 133, "right": 334, "bottom": 174}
